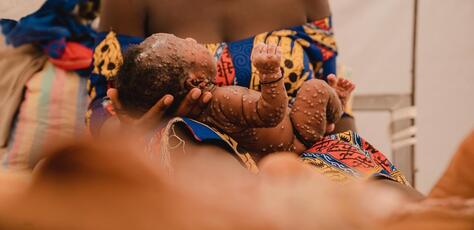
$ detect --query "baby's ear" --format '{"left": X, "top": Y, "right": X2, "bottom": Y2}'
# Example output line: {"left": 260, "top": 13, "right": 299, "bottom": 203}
{"left": 183, "top": 72, "right": 200, "bottom": 89}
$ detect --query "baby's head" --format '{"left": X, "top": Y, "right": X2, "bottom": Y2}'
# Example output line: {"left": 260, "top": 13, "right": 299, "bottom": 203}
{"left": 116, "top": 33, "right": 216, "bottom": 118}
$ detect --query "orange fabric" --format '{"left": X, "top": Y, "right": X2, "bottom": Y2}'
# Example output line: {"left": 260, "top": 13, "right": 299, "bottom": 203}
{"left": 49, "top": 42, "right": 92, "bottom": 70}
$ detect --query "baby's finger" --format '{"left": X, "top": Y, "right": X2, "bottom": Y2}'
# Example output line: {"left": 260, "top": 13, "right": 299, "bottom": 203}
{"left": 256, "top": 43, "right": 265, "bottom": 54}
{"left": 251, "top": 43, "right": 263, "bottom": 61}
{"left": 267, "top": 44, "right": 277, "bottom": 55}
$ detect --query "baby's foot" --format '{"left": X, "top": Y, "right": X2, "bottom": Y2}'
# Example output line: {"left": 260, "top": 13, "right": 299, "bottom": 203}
{"left": 327, "top": 74, "right": 355, "bottom": 108}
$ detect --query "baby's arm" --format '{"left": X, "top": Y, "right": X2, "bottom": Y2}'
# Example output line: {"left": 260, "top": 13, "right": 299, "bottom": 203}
{"left": 207, "top": 43, "right": 287, "bottom": 129}
{"left": 244, "top": 43, "right": 288, "bottom": 127}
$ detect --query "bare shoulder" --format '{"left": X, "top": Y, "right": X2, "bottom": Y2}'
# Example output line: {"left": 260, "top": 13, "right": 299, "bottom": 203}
{"left": 99, "top": 0, "right": 146, "bottom": 36}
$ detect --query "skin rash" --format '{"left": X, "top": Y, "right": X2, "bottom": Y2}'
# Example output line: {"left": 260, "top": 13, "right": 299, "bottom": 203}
{"left": 116, "top": 33, "right": 354, "bottom": 157}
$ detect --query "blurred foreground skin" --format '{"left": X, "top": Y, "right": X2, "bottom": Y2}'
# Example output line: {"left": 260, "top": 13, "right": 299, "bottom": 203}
{"left": 430, "top": 131, "right": 474, "bottom": 199}
{"left": 0, "top": 132, "right": 473, "bottom": 229}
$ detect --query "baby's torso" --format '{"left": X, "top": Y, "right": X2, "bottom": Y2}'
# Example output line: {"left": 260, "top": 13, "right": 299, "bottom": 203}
{"left": 193, "top": 86, "right": 305, "bottom": 157}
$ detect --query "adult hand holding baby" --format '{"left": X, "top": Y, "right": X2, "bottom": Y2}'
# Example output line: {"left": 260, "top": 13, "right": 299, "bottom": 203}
{"left": 106, "top": 87, "right": 212, "bottom": 133}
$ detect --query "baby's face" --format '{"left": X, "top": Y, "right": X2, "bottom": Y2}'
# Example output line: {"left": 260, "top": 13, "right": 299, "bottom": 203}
{"left": 181, "top": 38, "right": 217, "bottom": 85}
{"left": 140, "top": 33, "right": 216, "bottom": 83}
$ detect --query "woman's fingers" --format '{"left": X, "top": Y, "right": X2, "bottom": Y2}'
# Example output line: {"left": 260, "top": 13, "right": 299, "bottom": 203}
{"left": 138, "top": 94, "right": 174, "bottom": 127}
{"left": 108, "top": 88, "right": 173, "bottom": 130}
{"left": 186, "top": 91, "right": 213, "bottom": 118}
{"left": 108, "top": 86, "right": 211, "bottom": 131}
{"left": 175, "top": 88, "right": 203, "bottom": 117}
{"left": 175, "top": 89, "right": 213, "bottom": 118}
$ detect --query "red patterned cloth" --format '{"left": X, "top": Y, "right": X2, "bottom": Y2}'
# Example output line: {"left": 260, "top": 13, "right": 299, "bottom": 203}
{"left": 49, "top": 42, "right": 93, "bottom": 70}
{"left": 301, "top": 131, "right": 410, "bottom": 185}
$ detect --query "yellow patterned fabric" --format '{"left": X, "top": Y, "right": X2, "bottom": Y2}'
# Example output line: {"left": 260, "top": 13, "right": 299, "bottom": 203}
{"left": 92, "top": 31, "right": 123, "bottom": 80}
{"left": 87, "top": 17, "right": 339, "bottom": 134}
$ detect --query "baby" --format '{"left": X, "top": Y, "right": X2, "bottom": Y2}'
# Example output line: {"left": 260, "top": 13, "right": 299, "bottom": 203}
{"left": 115, "top": 33, "right": 355, "bottom": 155}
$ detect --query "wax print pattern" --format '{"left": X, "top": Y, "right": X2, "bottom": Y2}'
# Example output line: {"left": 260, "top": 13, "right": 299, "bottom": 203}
{"left": 85, "top": 18, "right": 408, "bottom": 185}
{"left": 301, "top": 131, "right": 410, "bottom": 185}
{"left": 87, "top": 17, "right": 337, "bottom": 133}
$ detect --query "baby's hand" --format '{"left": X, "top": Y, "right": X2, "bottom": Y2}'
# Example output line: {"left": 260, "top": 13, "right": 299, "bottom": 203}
{"left": 252, "top": 43, "right": 282, "bottom": 75}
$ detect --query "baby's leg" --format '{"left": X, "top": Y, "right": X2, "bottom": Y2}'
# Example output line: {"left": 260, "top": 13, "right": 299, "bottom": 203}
{"left": 290, "top": 79, "right": 343, "bottom": 146}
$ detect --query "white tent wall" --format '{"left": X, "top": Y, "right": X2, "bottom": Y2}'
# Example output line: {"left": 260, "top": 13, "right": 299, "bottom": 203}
{"left": 1, "top": 0, "right": 473, "bottom": 194}
{"left": 415, "top": 0, "right": 474, "bottom": 194}
{"left": 331, "top": 0, "right": 415, "bottom": 176}
{"left": 332, "top": 0, "right": 474, "bottom": 194}
{"left": 331, "top": 0, "right": 414, "bottom": 95}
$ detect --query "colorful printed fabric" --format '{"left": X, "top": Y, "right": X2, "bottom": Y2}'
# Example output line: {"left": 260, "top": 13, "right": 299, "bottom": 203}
{"left": 301, "top": 131, "right": 410, "bottom": 185}
{"left": 87, "top": 17, "right": 337, "bottom": 134}
{"left": 84, "top": 17, "right": 408, "bottom": 184}
{"left": 205, "top": 16, "right": 337, "bottom": 98}
{"left": 48, "top": 42, "right": 94, "bottom": 70}
{"left": 2, "top": 62, "right": 89, "bottom": 169}
{"left": 0, "top": 0, "right": 98, "bottom": 75}
{"left": 148, "top": 118, "right": 408, "bottom": 185}
{"left": 0, "top": 45, "right": 47, "bottom": 151}
{"left": 87, "top": 32, "right": 144, "bottom": 134}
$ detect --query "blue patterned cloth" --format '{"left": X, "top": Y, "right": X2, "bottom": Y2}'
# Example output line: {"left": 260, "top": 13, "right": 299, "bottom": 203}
{"left": 1, "top": 0, "right": 96, "bottom": 60}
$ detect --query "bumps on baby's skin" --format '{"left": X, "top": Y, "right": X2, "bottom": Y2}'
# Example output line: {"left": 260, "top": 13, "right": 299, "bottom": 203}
{"left": 290, "top": 79, "right": 342, "bottom": 144}
{"left": 115, "top": 33, "right": 222, "bottom": 118}
{"left": 252, "top": 43, "right": 282, "bottom": 76}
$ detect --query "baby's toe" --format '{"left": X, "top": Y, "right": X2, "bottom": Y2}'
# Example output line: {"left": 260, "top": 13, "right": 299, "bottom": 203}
{"left": 349, "top": 83, "right": 356, "bottom": 90}
{"left": 341, "top": 79, "right": 352, "bottom": 89}
{"left": 327, "top": 74, "right": 337, "bottom": 86}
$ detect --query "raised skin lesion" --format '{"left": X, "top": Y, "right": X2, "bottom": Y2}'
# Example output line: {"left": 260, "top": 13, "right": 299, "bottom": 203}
{"left": 201, "top": 43, "right": 288, "bottom": 132}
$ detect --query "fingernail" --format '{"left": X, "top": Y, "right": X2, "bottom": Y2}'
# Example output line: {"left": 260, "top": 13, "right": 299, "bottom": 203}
{"left": 164, "top": 96, "right": 173, "bottom": 105}
{"left": 191, "top": 89, "right": 201, "bottom": 100}
{"left": 203, "top": 93, "right": 212, "bottom": 103}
